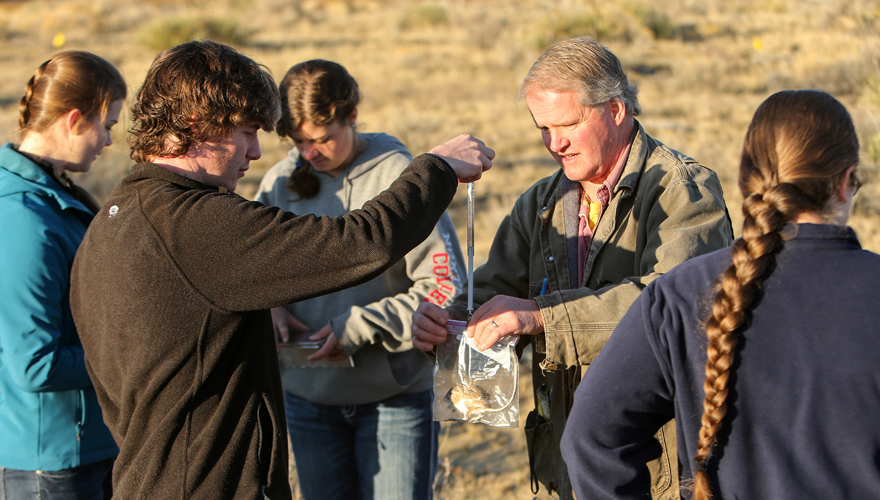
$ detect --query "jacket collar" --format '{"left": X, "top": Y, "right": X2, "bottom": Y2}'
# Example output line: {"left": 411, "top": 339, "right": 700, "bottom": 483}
{"left": 0, "top": 142, "right": 93, "bottom": 213}
{"left": 127, "top": 162, "right": 232, "bottom": 193}
{"left": 615, "top": 119, "right": 650, "bottom": 196}
{"left": 787, "top": 223, "right": 860, "bottom": 245}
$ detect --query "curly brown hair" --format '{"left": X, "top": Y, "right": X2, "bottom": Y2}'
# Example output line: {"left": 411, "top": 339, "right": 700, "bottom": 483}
{"left": 693, "top": 90, "right": 859, "bottom": 500}
{"left": 130, "top": 40, "right": 280, "bottom": 163}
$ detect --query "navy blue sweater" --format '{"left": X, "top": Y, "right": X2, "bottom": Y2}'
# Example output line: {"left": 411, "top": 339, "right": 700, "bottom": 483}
{"left": 561, "top": 224, "right": 880, "bottom": 499}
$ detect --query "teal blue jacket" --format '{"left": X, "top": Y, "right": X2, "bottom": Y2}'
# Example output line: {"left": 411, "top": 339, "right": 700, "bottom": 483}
{"left": 0, "top": 143, "right": 117, "bottom": 470}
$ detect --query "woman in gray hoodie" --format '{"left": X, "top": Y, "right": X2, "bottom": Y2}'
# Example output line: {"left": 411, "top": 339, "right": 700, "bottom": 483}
{"left": 256, "top": 60, "right": 463, "bottom": 500}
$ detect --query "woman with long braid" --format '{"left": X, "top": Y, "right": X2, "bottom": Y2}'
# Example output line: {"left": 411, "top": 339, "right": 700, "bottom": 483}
{"left": 559, "top": 89, "right": 880, "bottom": 499}
{"left": 0, "top": 52, "right": 125, "bottom": 499}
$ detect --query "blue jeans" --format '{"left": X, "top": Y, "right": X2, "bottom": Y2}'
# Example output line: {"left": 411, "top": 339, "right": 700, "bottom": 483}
{"left": 284, "top": 390, "right": 439, "bottom": 500}
{"left": 0, "top": 458, "right": 113, "bottom": 500}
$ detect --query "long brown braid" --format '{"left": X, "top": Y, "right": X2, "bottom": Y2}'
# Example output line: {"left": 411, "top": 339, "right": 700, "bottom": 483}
{"left": 18, "top": 59, "right": 51, "bottom": 131}
{"left": 17, "top": 51, "right": 126, "bottom": 141}
{"left": 693, "top": 90, "right": 859, "bottom": 500}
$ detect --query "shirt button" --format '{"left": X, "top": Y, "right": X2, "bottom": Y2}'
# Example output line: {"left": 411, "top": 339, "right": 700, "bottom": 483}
{"left": 548, "top": 256, "right": 554, "bottom": 261}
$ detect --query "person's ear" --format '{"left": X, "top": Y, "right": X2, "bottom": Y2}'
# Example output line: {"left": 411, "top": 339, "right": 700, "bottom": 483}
{"left": 348, "top": 107, "right": 358, "bottom": 126}
{"left": 63, "top": 108, "right": 84, "bottom": 135}
{"left": 608, "top": 100, "right": 627, "bottom": 126}
{"left": 838, "top": 165, "right": 856, "bottom": 203}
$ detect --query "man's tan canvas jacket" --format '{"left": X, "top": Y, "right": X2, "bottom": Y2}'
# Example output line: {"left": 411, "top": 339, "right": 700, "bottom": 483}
{"left": 447, "top": 121, "right": 734, "bottom": 500}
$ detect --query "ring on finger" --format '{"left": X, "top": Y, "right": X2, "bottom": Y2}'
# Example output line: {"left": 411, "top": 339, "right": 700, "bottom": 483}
{"left": 491, "top": 320, "right": 499, "bottom": 328}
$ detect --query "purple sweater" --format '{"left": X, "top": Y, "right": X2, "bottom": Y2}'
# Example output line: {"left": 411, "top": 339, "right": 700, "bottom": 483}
{"left": 561, "top": 223, "right": 880, "bottom": 499}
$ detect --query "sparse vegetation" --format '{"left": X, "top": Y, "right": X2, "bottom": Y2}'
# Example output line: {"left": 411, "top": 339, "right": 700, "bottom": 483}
{"left": 531, "top": 7, "right": 632, "bottom": 49}
{"left": 628, "top": 4, "right": 704, "bottom": 42}
{"left": 137, "top": 16, "right": 249, "bottom": 52}
{"left": 3, "top": 1, "right": 880, "bottom": 496}
{"left": 397, "top": 3, "right": 448, "bottom": 30}
{"left": 630, "top": 5, "right": 677, "bottom": 40}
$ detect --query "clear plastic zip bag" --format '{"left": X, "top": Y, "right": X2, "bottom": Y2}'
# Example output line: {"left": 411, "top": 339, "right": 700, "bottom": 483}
{"left": 432, "top": 320, "right": 520, "bottom": 427}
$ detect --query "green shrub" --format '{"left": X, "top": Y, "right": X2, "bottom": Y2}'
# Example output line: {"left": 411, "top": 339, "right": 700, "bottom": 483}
{"left": 398, "top": 3, "right": 448, "bottom": 30}
{"left": 630, "top": 6, "right": 676, "bottom": 40}
{"left": 137, "top": 16, "right": 249, "bottom": 52}
{"left": 628, "top": 5, "right": 703, "bottom": 41}
{"left": 531, "top": 9, "right": 630, "bottom": 50}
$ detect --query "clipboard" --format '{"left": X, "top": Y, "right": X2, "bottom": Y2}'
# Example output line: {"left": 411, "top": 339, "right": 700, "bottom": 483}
{"left": 277, "top": 331, "right": 354, "bottom": 369}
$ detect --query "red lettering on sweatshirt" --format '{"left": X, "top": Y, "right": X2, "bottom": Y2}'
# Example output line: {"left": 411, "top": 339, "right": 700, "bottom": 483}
{"left": 436, "top": 276, "right": 454, "bottom": 293}
{"left": 427, "top": 289, "right": 449, "bottom": 305}
{"left": 424, "top": 253, "right": 455, "bottom": 305}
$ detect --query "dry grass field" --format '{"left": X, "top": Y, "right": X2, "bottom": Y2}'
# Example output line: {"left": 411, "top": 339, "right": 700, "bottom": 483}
{"left": 3, "top": 0, "right": 880, "bottom": 498}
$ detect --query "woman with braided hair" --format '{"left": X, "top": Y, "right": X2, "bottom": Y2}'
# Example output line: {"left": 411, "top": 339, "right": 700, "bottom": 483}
{"left": 255, "top": 59, "right": 463, "bottom": 500}
{"left": 560, "top": 89, "right": 880, "bottom": 499}
{"left": 0, "top": 52, "right": 125, "bottom": 499}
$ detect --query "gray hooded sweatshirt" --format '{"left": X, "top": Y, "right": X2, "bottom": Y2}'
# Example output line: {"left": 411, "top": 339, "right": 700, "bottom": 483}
{"left": 256, "top": 133, "right": 464, "bottom": 404}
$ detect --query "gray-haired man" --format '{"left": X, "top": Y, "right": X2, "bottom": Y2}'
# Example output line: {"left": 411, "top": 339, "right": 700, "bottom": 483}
{"left": 413, "top": 36, "right": 732, "bottom": 500}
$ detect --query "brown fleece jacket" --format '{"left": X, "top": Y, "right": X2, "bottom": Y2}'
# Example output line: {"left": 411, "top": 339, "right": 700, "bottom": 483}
{"left": 70, "top": 154, "right": 458, "bottom": 500}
